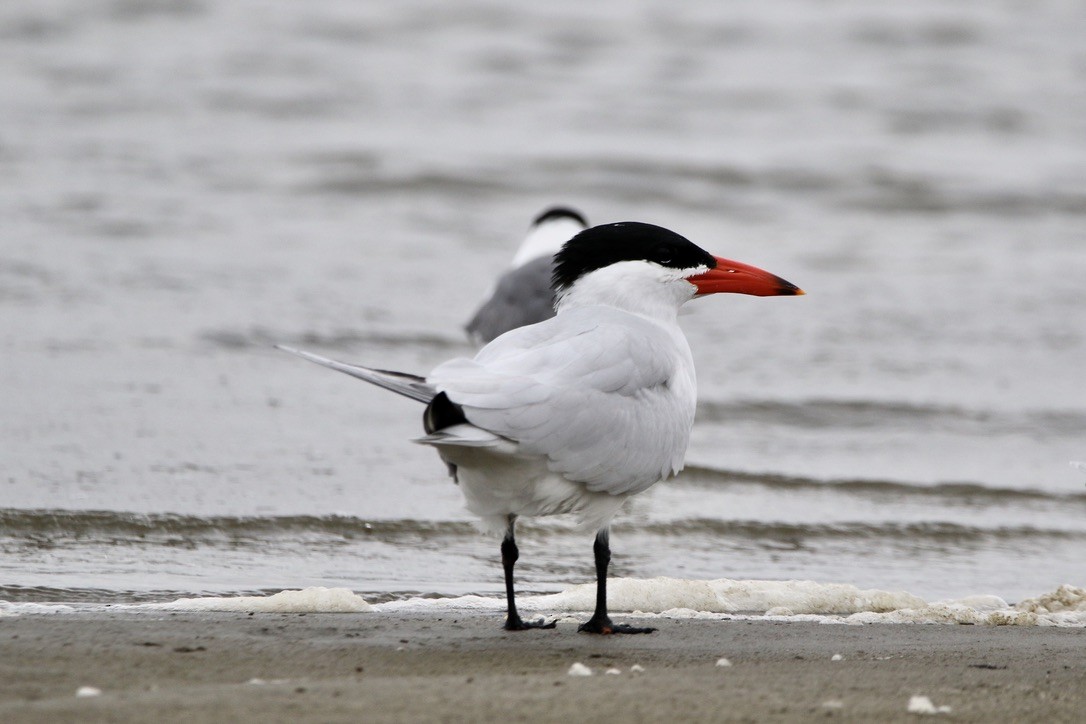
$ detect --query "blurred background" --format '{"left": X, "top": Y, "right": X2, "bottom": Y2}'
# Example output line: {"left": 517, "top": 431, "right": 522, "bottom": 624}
{"left": 2, "top": 0, "right": 1084, "bottom": 605}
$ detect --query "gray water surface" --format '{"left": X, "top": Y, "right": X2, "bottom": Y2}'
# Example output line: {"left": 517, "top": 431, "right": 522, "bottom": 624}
{"left": 2, "top": 0, "right": 1084, "bottom": 605}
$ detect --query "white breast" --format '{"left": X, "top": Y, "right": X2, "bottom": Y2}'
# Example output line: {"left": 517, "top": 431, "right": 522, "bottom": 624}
{"left": 439, "top": 445, "right": 632, "bottom": 535}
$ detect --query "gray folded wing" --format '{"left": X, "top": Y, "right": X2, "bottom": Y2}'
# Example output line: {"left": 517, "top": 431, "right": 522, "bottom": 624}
{"left": 465, "top": 256, "right": 557, "bottom": 343}
{"left": 432, "top": 307, "right": 694, "bottom": 496}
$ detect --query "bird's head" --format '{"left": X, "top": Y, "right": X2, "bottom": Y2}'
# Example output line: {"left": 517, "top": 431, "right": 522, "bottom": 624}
{"left": 552, "top": 222, "right": 803, "bottom": 315}
{"left": 509, "top": 206, "right": 590, "bottom": 269}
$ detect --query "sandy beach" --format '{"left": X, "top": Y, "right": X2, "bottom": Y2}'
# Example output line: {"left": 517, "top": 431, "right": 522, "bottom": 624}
{"left": 1, "top": 611, "right": 1082, "bottom": 723}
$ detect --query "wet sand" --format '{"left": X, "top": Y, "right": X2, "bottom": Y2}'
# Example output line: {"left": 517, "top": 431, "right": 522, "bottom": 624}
{"left": 1, "top": 611, "right": 1082, "bottom": 723}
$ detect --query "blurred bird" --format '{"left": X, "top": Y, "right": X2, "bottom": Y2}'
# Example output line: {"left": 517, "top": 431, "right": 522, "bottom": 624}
{"left": 465, "top": 206, "right": 588, "bottom": 343}
{"left": 281, "top": 221, "right": 803, "bottom": 634}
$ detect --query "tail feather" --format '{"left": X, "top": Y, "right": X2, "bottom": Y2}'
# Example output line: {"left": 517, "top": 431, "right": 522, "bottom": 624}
{"left": 414, "top": 425, "right": 514, "bottom": 454}
{"left": 276, "top": 345, "right": 436, "bottom": 403}
{"left": 414, "top": 424, "right": 504, "bottom": 447}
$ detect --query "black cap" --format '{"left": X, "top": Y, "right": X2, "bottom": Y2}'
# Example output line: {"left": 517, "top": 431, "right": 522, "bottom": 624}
{"left": 532, "top": 206, "right": 588, "bottom": 228}
{"left": 552, "top": 222, "right": 715, "bottom": 292}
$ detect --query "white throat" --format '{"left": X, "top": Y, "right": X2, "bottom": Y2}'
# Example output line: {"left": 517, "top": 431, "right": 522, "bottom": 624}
{"left": 554, "top": 260, "right": 704, "bottom": 322}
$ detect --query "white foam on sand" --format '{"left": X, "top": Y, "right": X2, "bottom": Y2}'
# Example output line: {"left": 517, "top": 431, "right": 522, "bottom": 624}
{"left": 0, "top": 600, "right": 76, "bottom": 617}
{"left": 2, "top": 582, "right": 1083, "bottom": 625}
{"left": 554, "top": 577, "right": 929, "bottom": 616}
{"left": 151, "top": 587, "right": 374, "bottom": 613}
{"left": 0, "top": 588, "right": 377, "bottom": 616}
{"left": 1016, "top": 584, "right": 1086, "bottom": 614}
{"left": 375, "top": 579, "right": 1086, "bottom": 627}
{"left": 374, "top": 577, "right": 926, "bottom": 616}
{"left": 845, "top": 584, "right": 1086, "bottom": 626}
{"left": 907, "top": 695, "right": 952, "bottom": 714}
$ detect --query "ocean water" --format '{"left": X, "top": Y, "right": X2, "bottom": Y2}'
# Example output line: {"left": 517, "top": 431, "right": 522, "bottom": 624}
{"left": 2, "top": 1, "right": 1085, "bottom": 613}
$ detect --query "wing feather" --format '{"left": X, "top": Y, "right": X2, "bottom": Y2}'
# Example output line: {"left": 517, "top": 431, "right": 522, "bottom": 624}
{"left": 276, "top": 345, "right": 436, "bottom": 403}
{"left": 465, "top": 257, "right": 556, "bottom": 343}
{"left": 429, "top": 307, "right": 696, "bottom": 495}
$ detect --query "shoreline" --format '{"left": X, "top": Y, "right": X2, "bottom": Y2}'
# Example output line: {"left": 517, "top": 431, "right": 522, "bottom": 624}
{"left": 2, "top": 610, "right": 1083, "bottom": 723}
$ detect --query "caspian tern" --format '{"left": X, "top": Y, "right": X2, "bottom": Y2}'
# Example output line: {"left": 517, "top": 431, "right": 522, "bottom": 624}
{"left": 280, "top": 221, "right": 803, "bottom": 634}
{"left": 465, "top": 206, "right": 588, "bottom": 343}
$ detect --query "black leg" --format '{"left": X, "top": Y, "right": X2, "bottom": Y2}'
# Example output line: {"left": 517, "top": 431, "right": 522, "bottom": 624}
{"left": 578, "top": 529, "right": 656, "bottom": 635}
{"left": 501, "top": 516, "right": 555, "bottom": 631}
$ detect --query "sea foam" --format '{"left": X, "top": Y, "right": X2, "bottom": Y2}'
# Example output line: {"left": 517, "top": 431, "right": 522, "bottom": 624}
{"left": 375, "top": 578, "right": 1086, "bottom": 626}
{"left": 2, "top": 581, "right": 1083, "bottom": 625}
{"left": 376, "top": 577, "right": 925, "bottom": 616}
{"left": 153, "top": 587, "right": 373, "bottom": 613}
{"left": 0, "top": 600, "right": 76, "bottom": 617}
